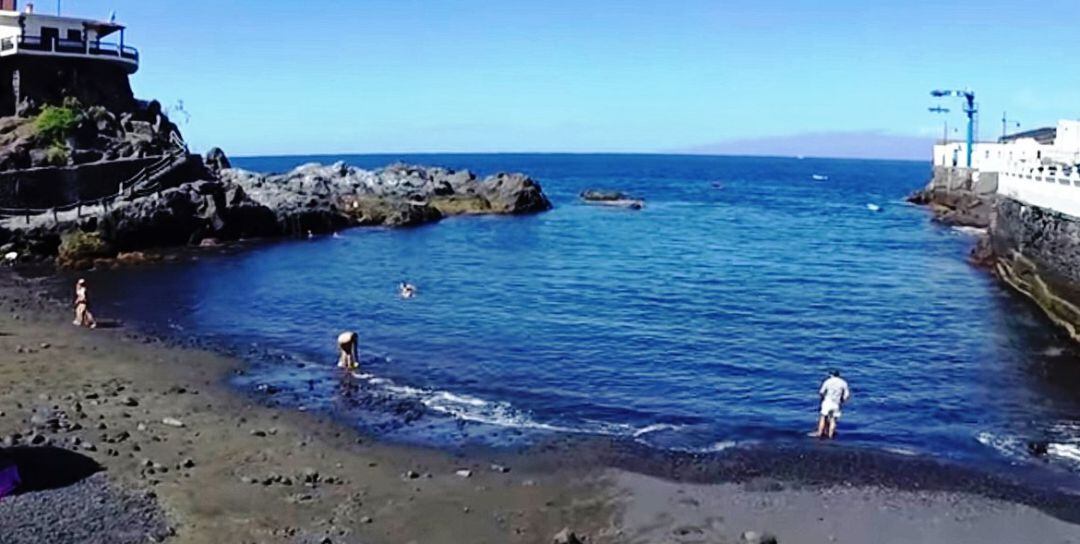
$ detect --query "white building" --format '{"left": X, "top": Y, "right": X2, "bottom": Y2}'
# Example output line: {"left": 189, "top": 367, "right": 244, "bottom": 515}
{"left": 960, "top": 120, "right": 1080, "bottom": 218}
{"left": 932, "top": 120, "right": 1080, "bottom": 172}
{"left": 0, "top": 1, "right": 137, "bottom": 74}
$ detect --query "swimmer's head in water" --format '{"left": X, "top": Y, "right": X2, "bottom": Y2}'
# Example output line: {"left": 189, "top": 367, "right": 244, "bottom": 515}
{"left": 829, "top": 369, "right": 840, "bottom": 377}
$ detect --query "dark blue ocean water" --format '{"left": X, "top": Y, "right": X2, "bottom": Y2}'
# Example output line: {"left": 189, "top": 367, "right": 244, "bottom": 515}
{"left": 81, "top": 154, "right": 1080, "bottom": 474}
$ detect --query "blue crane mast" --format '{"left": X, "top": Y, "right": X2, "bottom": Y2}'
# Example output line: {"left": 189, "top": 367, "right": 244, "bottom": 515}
{"left": 930, "top": 89, "right": 977, "bottom": 168}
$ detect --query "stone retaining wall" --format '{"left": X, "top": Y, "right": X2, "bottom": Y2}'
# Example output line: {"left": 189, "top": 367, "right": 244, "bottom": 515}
{"left": 991, "top": 197, "right": 1080, "bottom": 340}
{"left": 0, "top": 157, "right": 160, "bottom": 209}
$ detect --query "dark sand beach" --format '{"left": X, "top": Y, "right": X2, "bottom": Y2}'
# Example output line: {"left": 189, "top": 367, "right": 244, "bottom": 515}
{"left": 1, "top": 269, "right": 1079, "bottom": 543}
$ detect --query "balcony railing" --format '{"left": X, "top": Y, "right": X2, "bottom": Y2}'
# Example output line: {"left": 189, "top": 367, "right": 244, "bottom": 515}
{"left": 0, "top": 34, "right": 138, "bottom": 63}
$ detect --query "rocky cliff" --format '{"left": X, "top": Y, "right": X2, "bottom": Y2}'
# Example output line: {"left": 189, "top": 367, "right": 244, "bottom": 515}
{"left": 0, "top": 58, "right": 137, "bottom": 118}
{"left": 0, "top": 55, "right": 182, "bottom": 173}
{"left": 0, "top": 97, "right": 180, "bottom": 171}
{"left": 988, "top": 198, "right": 1080, "bottom": 340}
{"left": 912, "top": 165, "right": 1080, "bottom": 341}
{"left": 906, "top": 166, "right": 996, "bottom": 228}
{"left": 1, "top": 154, "right": 553, "bottom": 269}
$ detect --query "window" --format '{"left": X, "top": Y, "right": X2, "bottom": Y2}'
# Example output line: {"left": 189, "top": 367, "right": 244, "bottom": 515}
{"left": 67, "top": 29, "right": 82, "bottom": 42}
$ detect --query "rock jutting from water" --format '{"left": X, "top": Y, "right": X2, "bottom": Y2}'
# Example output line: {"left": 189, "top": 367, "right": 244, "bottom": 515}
{"left": 580, "top": 189, "right": 645, "bottom": 210}
{"left": 2, "top": 151, "right": 553, "bottom": 269}
{"left": 906, "top": 166, "right": 994, "bottom": 228}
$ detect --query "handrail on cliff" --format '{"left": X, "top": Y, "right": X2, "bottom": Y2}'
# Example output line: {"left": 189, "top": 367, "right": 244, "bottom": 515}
{"left": 0, "top": 147, "right": 190, "bottom": 223}
{"left": 0, "top": 130, "right": 194, "bottom": 223}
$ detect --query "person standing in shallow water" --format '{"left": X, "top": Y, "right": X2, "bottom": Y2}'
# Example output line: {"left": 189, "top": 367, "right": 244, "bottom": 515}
{"left": 816, "top": 369, "right": 850, "bottom": 439}
{"left": 72, "top": 278, "right": 97, "bottom": 329}
{"left": 337, "top": 331, "right": 359, "bottom": 370}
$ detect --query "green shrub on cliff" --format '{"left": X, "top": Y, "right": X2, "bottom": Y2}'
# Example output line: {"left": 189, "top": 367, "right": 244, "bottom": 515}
{"left": 35, "top": 105, "right": 79, "bottom": 146}
{"left": 44, "top": 143, "right": 68, "bottom": 166}
{"left": 57, "top": 230, "right": 114, "bottom": 269}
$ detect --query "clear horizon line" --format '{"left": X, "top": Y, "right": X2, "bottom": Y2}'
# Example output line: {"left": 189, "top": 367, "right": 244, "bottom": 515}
{"left": 226, "top": 150, "right": 931, "bottom": 163}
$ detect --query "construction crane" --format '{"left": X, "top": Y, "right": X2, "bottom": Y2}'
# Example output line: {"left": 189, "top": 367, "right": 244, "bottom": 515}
{"left": 930, "top": 89, "right": 977, "bottom": 167}
{"left": 928, "top": 106, "right": 950, "bottom": 144}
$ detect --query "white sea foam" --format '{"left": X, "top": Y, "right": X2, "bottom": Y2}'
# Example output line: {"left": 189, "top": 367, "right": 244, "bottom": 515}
{"left": 347, "top": 370, "right": 577, "bottom": 432}
{"left": 632, "top": 423, "right": 683, "bottom": 438}
{"left": 704, "top": 440, "right": 738, "bottom": 452}
{"left": 975, "top": 431, "right": 1026, "bottom": 459}
{"left": 882, "top": 446, "right": 918, "bottom": 456}
{"left": 349, "top": 370, "right": 707, "bottom": 442}
{"left": 1042, "top": 346, "right": 1066, "bottom": 357}
{"left": 1048, "top": 443, "right": 1080, "bottom": 463}
{"left": 952, "top": 226, "right": 987, "bottom": 236}
{"left": 346, "top": 369, "right": 738, "bottom": 449}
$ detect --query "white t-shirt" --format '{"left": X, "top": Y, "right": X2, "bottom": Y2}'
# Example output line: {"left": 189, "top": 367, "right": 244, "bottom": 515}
{"left": 820, "top": 376, "right": 850, "bottom": 407}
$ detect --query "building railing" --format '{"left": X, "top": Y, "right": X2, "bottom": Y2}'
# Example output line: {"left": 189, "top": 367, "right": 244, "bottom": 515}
{"left": 998, "top": 160, "right": 1080, "bottom": 219}
{"left": 0, "top": 34, "right": 138, "bottom": 63}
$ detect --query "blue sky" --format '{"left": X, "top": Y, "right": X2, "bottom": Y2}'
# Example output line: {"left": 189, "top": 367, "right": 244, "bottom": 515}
{"left": 56, "top": 0, "right": 1080, "bottom": 158}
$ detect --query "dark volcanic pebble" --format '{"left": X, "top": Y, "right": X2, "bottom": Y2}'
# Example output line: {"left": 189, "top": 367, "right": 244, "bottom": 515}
{"left": 0, "top": 473, "right": 170, "bottom": 544}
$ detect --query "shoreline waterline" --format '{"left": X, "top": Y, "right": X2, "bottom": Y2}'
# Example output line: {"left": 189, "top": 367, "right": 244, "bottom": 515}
{"left": 23, "top": 258, "right": 1080, "bottom": 525}
{"left": 6, "top": 258, "right": 1080, "bottom": 542}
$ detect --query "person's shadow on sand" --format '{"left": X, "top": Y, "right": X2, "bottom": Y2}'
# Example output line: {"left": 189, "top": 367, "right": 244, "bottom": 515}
{"left": 2, "top": 447, "right": 102, "bottom": 493}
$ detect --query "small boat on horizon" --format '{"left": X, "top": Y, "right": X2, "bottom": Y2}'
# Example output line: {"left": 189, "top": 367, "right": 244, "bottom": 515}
{"left": 812, "top": 174, "right": 829, "bottom": 181}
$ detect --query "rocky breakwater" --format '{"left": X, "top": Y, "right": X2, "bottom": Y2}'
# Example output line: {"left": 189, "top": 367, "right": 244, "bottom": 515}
{"left": 3, "top": 155, "right": 552, "bottom": 268}
{"left": 907, "top": 166, "right": 996, "bottom": 228}
{"left": 219, "top": 161, "right": 551, "bottom": 231}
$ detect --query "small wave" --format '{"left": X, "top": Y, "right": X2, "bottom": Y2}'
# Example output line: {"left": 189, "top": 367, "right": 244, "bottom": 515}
{"left": 1048, "top": 444, "right": 1080, "bottom": 463}
{"left": 976, "top": 431, "right": 1027, "bottom": 459}
{"left": 952, "top": 226, "right": 987, "bottom": 236}
{"left": 1042, "top": 346, "right": 1066, "bottom": 357}
{"left": 347, "top": 371, "right": 579, "bottom": 432}
{"left": 632, "top": 423, "right": 683, "bottom": 438}
{"left": 704, "top": 440, "right": 738, "bottom": 452}
{"left": 882, "top": 446, "right": 919, "bottom": 456}
{"left": 657, "top": 439, "right": 753, "bottom": 454}
{"left": 354, "top": 372, "right": 704, "bottom": 441}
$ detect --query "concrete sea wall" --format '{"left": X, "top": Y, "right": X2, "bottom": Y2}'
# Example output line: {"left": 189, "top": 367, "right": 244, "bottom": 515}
{"left": 990, "top": 197, "right": 1080, "bottom": 340}
{"left": 912, "top": 165, "right": 1080, "bottom": 340}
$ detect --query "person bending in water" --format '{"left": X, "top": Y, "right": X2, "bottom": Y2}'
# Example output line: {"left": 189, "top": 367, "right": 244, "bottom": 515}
{"left": 816, "top": 369, "right": 849, "bottom": 439}
{"left": 399, "top": 281, "right": 416, "bottom": 299}
{"left": 72, "top": 278, "right": 97, "bottom": 329}
{"left": 337, "top": 331, "right": 359, "bottom": 370}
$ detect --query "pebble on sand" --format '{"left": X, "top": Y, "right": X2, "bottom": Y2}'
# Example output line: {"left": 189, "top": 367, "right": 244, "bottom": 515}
{"left": 553, "top": 527, "right": 583, "bottom": 544}
{"left": 161, "top": 418, "right": 185, "bottom": 428}
{"left": 742, "top": 530, "right": 779, "bottom": 544}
